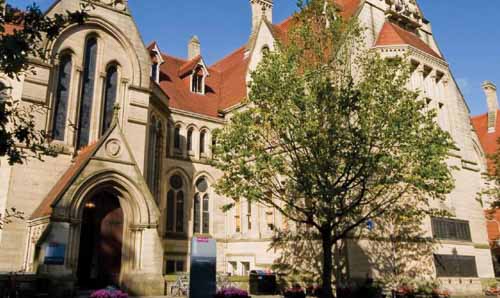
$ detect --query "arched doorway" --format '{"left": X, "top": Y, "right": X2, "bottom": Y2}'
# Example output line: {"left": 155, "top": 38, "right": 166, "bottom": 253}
{"left": 77, "top": 191, "right": 123, "bottom": 288}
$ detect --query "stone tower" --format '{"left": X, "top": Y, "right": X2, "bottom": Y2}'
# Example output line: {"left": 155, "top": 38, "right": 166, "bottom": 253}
{"left": 483, "top": 81, "right": 498, "bottom": 133}
{"left": 188, "top": 35, "right": 201, "bottom": 59}
{"left": 250, "top": 0, "right": 273, "bottom": 32}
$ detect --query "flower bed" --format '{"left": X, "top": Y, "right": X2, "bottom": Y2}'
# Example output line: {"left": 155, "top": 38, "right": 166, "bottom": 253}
{"left": 284, "top": 284, "right": 306, "bottom": 298}
{"left": 214, "top": 287, "right": 250, "bottom": 298}
{"left": 90, "top": 287, "right": 128, "bottom": 298}
{"left": 393, "top": 287, "right": 451, "bottom": 298}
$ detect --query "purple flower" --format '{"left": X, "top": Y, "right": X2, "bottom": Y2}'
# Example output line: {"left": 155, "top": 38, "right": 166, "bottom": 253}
{"left": 90, "top": 288, "right": 129, "bottom": 298}
{"left": 215, "top": 287, "right": 249, "bottom": 298}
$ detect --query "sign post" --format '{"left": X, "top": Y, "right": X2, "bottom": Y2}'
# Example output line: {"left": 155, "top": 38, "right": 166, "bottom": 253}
{"left": 189, "top": 236, "right": 217, "bottom": 298}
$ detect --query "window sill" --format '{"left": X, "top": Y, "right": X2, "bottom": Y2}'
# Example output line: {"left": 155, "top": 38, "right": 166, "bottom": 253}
{"left": 165, "top": 232, "right": 188, "bottom": 240}
{"left": 435, "top": 238, "right": 473, "bottom": 246}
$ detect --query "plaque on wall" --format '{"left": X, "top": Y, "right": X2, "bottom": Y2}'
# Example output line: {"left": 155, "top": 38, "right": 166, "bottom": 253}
{"left": 44, "top": 243, "right": 66, "bottom": 265}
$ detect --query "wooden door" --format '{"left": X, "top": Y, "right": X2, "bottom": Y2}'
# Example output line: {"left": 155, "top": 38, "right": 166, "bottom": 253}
{"left": 98, "top": 203, "right": 123, "bottom": 285}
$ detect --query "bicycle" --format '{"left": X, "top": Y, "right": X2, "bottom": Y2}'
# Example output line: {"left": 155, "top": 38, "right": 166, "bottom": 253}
{"left": 170, "top": 274, "right": 189, "bottom": 296}
{"left": 216, "top": 273, "right": 235, "bottom": 291}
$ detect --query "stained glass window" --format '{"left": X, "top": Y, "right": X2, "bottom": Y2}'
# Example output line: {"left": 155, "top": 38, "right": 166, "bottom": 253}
{"left": 77, "top": 38, "right": 98, "bottom": 149}
{"left": 52, "top": 55, "right": 72, "bottom": 141}
{"left": 101, "top": 65, "right": 118, "bottom": 135}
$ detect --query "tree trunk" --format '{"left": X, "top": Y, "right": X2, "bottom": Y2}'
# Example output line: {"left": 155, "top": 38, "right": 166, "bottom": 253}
{"left": 334, "top": 241, "right": 344, "bottom": 298}
{"left": 321, "top": 230, "right": 334, "bottom": 298}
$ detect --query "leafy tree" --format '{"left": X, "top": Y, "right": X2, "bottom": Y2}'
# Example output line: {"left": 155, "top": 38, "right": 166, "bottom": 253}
{"left": 0, "top": 207, "right": 23, "bottom": 230}
{"left": 0, "top": 0, "right": 89, "bottom": 229}
{"left": 480, "top": 139, "right": 500, "bottom": 208}
{"left": 212, "top": 1, "right": 455, "bottom": 297}
{"left": 0, "top": 0, "right": 89, "bottom": 165}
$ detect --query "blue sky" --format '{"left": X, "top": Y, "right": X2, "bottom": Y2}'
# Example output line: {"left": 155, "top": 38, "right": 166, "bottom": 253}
{"left": 8, "top": 0, "right": 500, "bottom": 115}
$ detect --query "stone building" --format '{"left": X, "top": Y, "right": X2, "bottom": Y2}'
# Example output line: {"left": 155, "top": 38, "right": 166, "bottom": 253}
{"left": 0, "top": 0, "right": 494, "bottom": 296}
{"left": 471, "top": 81, "right": 500, "bottom": 277}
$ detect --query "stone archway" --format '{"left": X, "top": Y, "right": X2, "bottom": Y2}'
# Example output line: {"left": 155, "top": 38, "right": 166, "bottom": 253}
{"left": 59, "top": 170, "right": 163, "bottom": 295}
{"left": 77, "top": 190, "right": 123, "bottom": 288}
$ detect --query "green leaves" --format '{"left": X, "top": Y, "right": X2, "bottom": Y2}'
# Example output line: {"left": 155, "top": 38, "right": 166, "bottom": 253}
{"left": 0, "top": 1, "right": 90, "bottom": 165}
{"left": 214, "top": 0, "right": 453, "bottom": 233}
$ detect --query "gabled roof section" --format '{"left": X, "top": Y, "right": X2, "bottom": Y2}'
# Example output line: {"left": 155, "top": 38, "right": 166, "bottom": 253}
{"left": 471, "top": 111, "right": 500, "bottom": 158}
{"left": 375, "top": 21, "right": 442, "bottom": 59}
{"left": 30, "top": 115, "right": 138, "bottom": 220}
{"left": 30, "top": 142, "right": 99, "bottom": 219}
{"left": 159, "top": 53, "right": 222, "bottom": 118}
{"left": 148, "top": 41, "right": 165, "bottom": 64}
{"left": 212, "top": 47, "right": 250, "bottom": 111}
{"left": 156, "top": 0, "right": 363, "bottom": 118}
{"left": 178, "top": 55, "right": 210, "bottom": 78}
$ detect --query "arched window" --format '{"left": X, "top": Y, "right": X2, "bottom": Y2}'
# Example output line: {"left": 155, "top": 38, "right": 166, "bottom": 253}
{"left": 101, "top": 64, "right": 118, "bottom": 135}
{"left": 165, "top": 121, "right": 170, "bottom": 157}
{"left": 77, "top": 37, "right": 98, "bottom": 149}
{"left": 199, "top": 130, "right": 206, "bottom": 155}
{"left": 194, "top": 177, "right": 210, "bottom": 234}
{"left": 174, "top": 125, "right": 181, "bottom": 151}
{"left": 147, "top": 118, "right": 162, "bottom": 203}
{"left": 52, "top": 55, "right": 72, "bottom": 141}
{"left": 261, "top": 46, "right": 270, "bottom": 57}
{"left": 187, "top": 128, "right": 193, "bottom": 152}
{"left": 154, "top": 123, "right": 163, "bottom": 200}
{"left": 191, "top": 66, "right": 204, "bottom": 94}
{"left": 166, "top": 174, "right": 185, "bottom": 233}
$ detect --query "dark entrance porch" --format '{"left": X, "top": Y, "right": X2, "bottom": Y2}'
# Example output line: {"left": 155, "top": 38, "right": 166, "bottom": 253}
{"left": 77, "top": 191, "right": 124, "bottom": 289}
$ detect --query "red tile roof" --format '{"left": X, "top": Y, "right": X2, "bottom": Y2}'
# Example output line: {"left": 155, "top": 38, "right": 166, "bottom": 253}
{"left": 471, "top": 111, "right": 500, "bottom": 169}
{"left": 30, "top": 143, "right": 98, "bottom": 219}
{"left": 334, "top": 0, "right": 361, "bottom": 19}
{"left": 156, "top": 0, "right": 362, "bottom": 118}
{"left": 158, "top": 54, "right": 223, "bottom": 117}
{"left": 375, "top": 21, "right": 442, "bottom": 59}
{"left": 3, "top": 23, "right": 23, "bottom": 35}
{"left": 178, "top": 55, "right": 202, "bottom": 77}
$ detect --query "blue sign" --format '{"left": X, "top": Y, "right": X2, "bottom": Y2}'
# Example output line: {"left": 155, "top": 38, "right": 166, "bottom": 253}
{"left": 189, "top": 237, "right": 217, "bottom": 298}
{"left": 366, "top": 219, "right": 374, "bottom": 231}
{"left": 44, "top": 243, "right": 66, "bottom": 265}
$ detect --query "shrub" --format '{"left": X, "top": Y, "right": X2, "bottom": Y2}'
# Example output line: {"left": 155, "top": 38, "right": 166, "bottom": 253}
{"left": 214, "top": 287, "right": 250, "bottom": 298}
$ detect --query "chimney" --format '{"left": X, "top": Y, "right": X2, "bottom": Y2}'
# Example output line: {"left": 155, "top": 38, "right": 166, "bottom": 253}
{"left": 483, "top": 81, "right": 498, "bottom": 133}
{"left": 250, "top": 0, "right": 273, "bottom": 33}
{"left": 188, "top": 35, "right": 201, "bottom": 60}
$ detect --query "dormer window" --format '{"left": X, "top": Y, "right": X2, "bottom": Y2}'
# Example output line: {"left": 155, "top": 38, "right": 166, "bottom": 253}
{"left": 149, "top": 42, "right": 164, "bottom": 83}
{"left": 152, "top": 62, "right": 159, "bottom": 83}
{"left": 191, "top": 66, "right": 205, "bottom": 94}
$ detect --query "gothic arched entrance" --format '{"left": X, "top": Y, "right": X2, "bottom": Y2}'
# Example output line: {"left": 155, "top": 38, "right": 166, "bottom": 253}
{"left": 77, "top": 191, "right": 123, "bottom": 288}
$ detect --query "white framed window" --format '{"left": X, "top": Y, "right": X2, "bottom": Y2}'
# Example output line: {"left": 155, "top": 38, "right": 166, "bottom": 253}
{"left": 191, "top": 66, "right": 205, "bottom": 94}
{"left": 199, "top": 130, "right": 207, "bottom": 156}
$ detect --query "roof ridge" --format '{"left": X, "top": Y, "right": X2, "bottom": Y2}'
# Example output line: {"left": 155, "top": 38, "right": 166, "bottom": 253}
{"left": 210, "top": 46, "right": 246, "bottom": 70}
